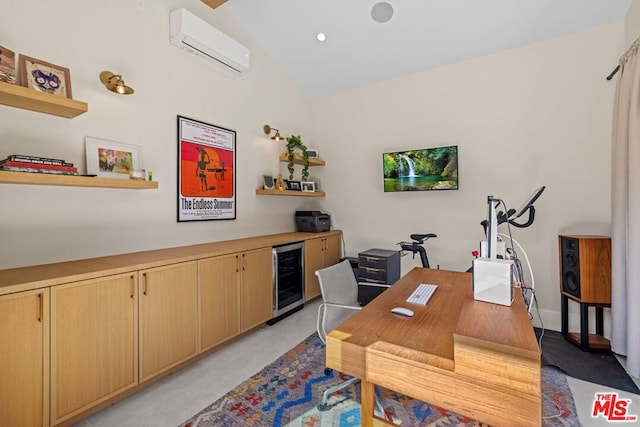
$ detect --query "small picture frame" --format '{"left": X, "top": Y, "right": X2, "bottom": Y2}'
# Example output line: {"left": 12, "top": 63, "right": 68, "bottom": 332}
{"left": 301, "top": 181, "right": 316, "bottom": 192}
{"left": 306, "top": 148, "right": 320, "bottom": 158}
{"left": 18, "top": 54, "right": 72, "bottom": 98}
{"left": 0, "top": 44, "right": 16, "bottom": 84}
{"left": 285, "top": 180, "right": 302, "bottom": 191}
{"left": 85, "top": 136, "right": 143, "bottom": 179}
{"left": 263, "top": 174, "right": 274, "bottom": 190}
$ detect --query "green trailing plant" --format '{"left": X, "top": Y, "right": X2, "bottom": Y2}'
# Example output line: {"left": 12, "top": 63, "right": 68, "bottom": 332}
{"left": 285, "top": 134, "right": 309, "bottom": 181}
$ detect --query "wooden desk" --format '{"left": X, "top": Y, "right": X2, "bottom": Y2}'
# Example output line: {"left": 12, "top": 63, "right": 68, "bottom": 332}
{"left": 326, "top": 267, "right": 541, "bottom": 427}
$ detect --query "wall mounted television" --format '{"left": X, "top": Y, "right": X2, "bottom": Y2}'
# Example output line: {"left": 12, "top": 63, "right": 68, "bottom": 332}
{"left": 382, "top": 145, "right": 458, "bottom": 192}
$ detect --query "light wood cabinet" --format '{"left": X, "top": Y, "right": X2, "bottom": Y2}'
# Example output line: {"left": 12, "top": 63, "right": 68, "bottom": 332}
{"left": 304, "top": 238, "right": 325, "bottom": 300}
{"left": 240, "top": 248, "right": 273, "bottom": 330}
{"left": 139, "top": 262, "right": 198, "bottom": 382}
{"left": 199, "top": 247, "right": 273, "bottom": 351}
{"left": 304, "top": 234, "right": 342, "bottom": 300}
{"left": 199, "top": 254, "right": 241, "bottom": 352}
{"left": 0, "top": 289, "right": 49, "bottom": 427}
{"left": 50, "top": 273, "right": 138, "bottom": 425}
{"left": 0, "top": 231, "right": 340, "bottom": 426}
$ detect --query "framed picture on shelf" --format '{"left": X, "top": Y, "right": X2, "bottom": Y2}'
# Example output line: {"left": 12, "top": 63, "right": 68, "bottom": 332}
{"left": 263, "top": 175, "right": 274, "bottom": 189}
{"left": 306, "top": 148, "right": 319, "bottom": 158}
{"left": 285, "top": 180, "right": 302, "bottom": 191}
{"left": 0, "top": 44, "right": 16, "bottom": 83}
{"left": 301, "top": 181, "right": 315, "bottom": 192}
{"left": 18, "top": 54, "right": 72, "bottom": 98}
{"left": 85, "top": 137, "right": 143, "bottom": 179}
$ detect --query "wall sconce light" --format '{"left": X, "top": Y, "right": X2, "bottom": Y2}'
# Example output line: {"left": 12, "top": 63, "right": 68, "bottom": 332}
{"left": 100, "top": 71, "right": 134, "bottom": 95}
{"left": 263, "top": 124, "right": 285, "bottom": 140}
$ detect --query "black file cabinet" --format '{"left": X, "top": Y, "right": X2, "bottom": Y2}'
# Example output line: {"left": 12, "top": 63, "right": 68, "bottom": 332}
{"left": 357, "top": 248, "right": 400, "bottom": 305}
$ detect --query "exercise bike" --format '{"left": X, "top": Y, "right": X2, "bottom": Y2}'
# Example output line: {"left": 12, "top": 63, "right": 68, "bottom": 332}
{"left": 397, "top": 233, "right": 437, "bottom": 268}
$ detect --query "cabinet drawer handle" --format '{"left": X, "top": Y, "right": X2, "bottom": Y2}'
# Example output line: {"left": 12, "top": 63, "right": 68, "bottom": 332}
{"left": 143, "top": 273, "right": 148, "bottom": 295}
{"left": 361, "top": 278, "right": 386, "bottom": 284}
{"left": 236, "top": 255, "right": 240, "bottom": 272}
{"left": 242, "top": 254, "right": 246, "bottom": 271}
{"left": 130, "top": 275, "right": 135, "bottom": 299}
{"left": 38, "top": 293, "right": 43, "bottom": 322}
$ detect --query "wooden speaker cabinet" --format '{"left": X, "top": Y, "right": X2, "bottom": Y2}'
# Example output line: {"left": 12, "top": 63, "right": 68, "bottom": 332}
{"left": 558, "top": 235, "right": 612, "bottom": 351}
{"left": 559, "top": 235, "right": 611, "bottom": 303}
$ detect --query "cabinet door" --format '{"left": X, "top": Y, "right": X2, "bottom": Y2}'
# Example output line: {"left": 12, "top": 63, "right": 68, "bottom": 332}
{"left": 241, "top": 247, "right": 273, "bottom": 330}
{"left": 0, "top": 289, "right": 49, "bottom": 427}
{"left": 139, "top": 261, "right": 198, "bottom": 382}
{"left": 304, "top": 237, "right": 324, "bottom": 300}
{"left": 51, "top": 274, "right": 137, "bottom": 424}
{"left": 324, "top": 234, "right": 343, "bottom": 267}
{"left": 199, "top": 254, "right": 241, "bottom": 352}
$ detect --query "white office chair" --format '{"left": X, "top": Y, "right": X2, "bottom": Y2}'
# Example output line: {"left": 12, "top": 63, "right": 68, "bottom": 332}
{"left": 315, "top": 260, "right": 388, "bottom": 418}
{"left": 316, "top": 259, "right": 361, "bottom": 343}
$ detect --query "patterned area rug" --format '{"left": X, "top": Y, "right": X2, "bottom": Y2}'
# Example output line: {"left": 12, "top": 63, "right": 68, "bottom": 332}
{"left": 180, "top": 333, "right": 579, "bottom": 427}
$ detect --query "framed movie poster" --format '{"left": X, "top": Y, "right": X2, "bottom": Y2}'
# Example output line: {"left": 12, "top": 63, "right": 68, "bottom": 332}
{"left": 177, "top": 115, "right": 236, "bottom": 221}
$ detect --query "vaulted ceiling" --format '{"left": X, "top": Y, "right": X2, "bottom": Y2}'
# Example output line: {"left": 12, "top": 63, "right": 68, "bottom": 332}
{"left": 208, "top": 0, "right": 631, "bottom": 98}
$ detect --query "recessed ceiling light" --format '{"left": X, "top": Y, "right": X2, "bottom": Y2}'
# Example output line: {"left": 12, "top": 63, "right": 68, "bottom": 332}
{"left": 316, "top": 32, "right": 326, "bottom": 42}
{"left": 371, "top": 2, "right": 394, "bottom": 23}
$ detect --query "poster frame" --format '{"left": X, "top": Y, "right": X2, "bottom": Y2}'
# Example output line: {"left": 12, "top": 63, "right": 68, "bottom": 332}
{"left": 177, "top": 115, "right": 236, "bottom": 222}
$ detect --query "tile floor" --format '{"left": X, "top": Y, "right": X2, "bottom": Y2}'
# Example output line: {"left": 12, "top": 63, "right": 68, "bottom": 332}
{"left": 76, "top": 299, "right": 640, "bottom": 427}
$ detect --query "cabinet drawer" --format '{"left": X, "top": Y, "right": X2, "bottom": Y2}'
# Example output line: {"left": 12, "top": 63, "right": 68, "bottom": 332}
{"left": 358, "top": 282, "right": 390, "bottom": 305}
{"left": 358, "top": 255, "right": 390, "bottom": 269}
{"left": 359, "top": 266, "right": 387, "bottom": 283}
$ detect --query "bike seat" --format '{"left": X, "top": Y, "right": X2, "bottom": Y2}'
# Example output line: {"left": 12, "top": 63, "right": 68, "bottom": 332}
{"left": 410, "top": 233, "right": 437, "bottom": 242}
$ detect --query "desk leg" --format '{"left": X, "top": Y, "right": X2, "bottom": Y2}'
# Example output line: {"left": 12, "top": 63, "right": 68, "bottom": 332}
{"left": 361, "top": 379, "right": 375, "bottom": 427}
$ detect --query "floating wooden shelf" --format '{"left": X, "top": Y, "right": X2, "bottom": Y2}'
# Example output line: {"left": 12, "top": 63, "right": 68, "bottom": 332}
{"left": 0, "top": 81, "right": 88, "bottom": 118}
{"left": 255, "top": 189, "right": 325, "bottom": 197}
{"left": 278, "top": 154, "right": 325, "bottom": 166}
{"left": 0, "top": 171, "right": 158, "bottom": 189}
{"left": 257, "top": 154, "right": 326, "bottom": 197}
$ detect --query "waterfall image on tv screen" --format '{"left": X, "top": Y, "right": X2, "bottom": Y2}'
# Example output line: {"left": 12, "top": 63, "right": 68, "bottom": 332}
{"left": 383, "top": 145, "right": 458, "bottom": 192}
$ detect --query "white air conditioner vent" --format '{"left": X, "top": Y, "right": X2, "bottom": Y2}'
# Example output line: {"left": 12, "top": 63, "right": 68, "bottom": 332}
{"left": 170, "top": 8, "right": 250, "bottom": 75}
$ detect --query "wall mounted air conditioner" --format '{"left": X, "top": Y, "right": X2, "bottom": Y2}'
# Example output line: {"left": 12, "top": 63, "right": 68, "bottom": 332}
{"left": 170, "top": 8, "right": 250, "bottom": 75}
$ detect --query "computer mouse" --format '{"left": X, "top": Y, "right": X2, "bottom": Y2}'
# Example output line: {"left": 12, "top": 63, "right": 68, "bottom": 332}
{"left": 391, "top": 307, "right": 414, "bottom": 317}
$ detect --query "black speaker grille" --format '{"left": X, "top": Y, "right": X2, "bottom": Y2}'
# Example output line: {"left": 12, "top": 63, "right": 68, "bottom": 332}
{"left": 561, "top": 237, "right": 581, "bottom": 298}
{"left": 564, "top": 271, "right": 579, "bottom": 293}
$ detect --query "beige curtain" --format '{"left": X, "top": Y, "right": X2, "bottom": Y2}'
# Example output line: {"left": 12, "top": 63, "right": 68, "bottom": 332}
{"left": 611, "top": 37, "right": 640, "bottom": 379}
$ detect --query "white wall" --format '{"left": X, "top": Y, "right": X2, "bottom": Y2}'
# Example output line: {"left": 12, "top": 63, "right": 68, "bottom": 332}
{"left": 0, "top": 0, "right": 313, "bottom": 268}
{"left": 626, "top": 0, "right": 640, "bottom": 45}
{"left": 0, "top": 1, "right": 629, "bottom": 333}
{"left": 310, "top": 21, "right": 623, "bottom": 331}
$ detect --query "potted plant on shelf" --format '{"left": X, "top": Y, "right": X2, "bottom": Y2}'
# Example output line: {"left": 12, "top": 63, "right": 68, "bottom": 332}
{"left": 285, "top": 134, "right": 309, "bottom": 181}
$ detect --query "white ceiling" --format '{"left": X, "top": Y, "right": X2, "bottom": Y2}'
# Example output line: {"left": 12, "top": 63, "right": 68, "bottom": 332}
{"left": 222, "top": 0, "right": 631, "bottom": 98}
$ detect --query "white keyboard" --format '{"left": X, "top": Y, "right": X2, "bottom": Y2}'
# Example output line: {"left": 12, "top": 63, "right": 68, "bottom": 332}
{"left": 406, "top": 283, "right": 438, "bottom": 306}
